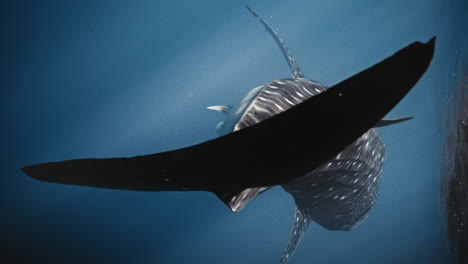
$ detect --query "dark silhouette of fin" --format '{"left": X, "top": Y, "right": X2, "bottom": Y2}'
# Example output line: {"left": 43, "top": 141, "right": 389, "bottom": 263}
{"left": 375, "top": 117, "right": 413, "bottom": 127}
{"left": 245, "top": 5, "right": 305, "bottom": 78}
{"left": 21, "top": 37, "right": 435, "bottom": 209}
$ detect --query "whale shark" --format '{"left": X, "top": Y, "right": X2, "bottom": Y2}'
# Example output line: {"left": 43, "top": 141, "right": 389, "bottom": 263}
{"left": 20, "top": 6, "right": 435, "bottom": 264}
{"left": 207, "top": 7, "right": 419, "bottom": 262}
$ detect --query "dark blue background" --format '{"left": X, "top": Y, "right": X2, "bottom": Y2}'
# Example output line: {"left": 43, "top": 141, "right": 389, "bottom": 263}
{"left": 2, "top": 0, "right": 464, "bottom": 263}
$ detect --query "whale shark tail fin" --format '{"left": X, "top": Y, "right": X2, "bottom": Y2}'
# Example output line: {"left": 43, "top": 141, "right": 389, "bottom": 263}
{"left": 279, "top": 206, "right": 312, "bottom": 264}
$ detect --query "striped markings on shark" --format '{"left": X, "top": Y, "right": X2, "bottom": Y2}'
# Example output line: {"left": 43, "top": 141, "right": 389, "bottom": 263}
{"left": 206, "top": 5, "right": 419, "bottom": 263}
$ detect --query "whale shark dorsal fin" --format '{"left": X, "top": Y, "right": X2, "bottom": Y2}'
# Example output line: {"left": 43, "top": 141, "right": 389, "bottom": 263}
{"left": 375, "top": 117, "right": 413, "bottom": 127}
{"left": 245, "top": 5, "right": 305, "bottom": 79}
{"left": 207, "top": 105, "right": 233, "bottom": 115}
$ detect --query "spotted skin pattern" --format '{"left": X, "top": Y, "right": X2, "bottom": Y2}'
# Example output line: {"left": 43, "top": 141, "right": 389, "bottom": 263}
{"left": 217, "top": 77, "right": 385, "bottom": 263}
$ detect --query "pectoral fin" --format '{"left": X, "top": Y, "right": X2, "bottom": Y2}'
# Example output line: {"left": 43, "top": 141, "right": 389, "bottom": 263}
{"left": 214, "top": 187, "right": 271, "bottom": 212}
{"left": 207, "top": 105, "right": 233, "bottom": 115}
{"left": 375, "top": 117, "right": 413, "bottom": 127}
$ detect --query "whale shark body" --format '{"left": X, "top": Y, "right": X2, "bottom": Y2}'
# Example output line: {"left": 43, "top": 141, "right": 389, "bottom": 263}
{"left": 207, "top": 6, "right": 417, "bottom": 262}
{"left": 21, "top": 5, "right": 435, "bottom": 264}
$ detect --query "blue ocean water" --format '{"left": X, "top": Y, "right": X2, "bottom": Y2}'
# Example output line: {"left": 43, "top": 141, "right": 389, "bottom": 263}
{"left": 2, "top": 0, "right": 465, "bottom": 263}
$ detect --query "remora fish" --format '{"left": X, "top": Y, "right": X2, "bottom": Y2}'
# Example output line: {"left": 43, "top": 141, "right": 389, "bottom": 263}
{"left": 205, "top": 6, "right": 427, "bottom": 263}
{"left": 21, "top": 6, "right": 435, "bottom": 264}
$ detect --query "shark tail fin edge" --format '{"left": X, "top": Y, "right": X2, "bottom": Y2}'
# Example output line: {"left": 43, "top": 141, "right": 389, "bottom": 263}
{"left": 279, "top": 206, "right": 311, "bottom": 264}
